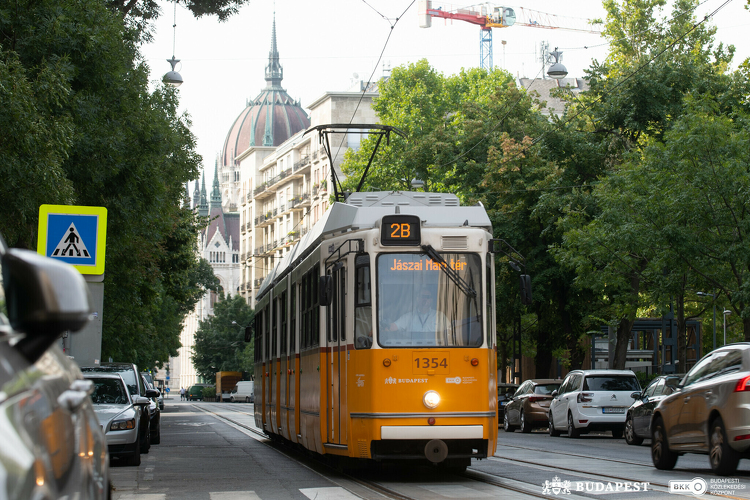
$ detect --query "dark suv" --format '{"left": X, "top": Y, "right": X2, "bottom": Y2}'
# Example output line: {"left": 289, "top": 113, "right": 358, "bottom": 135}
{"left": 82, "top": 362, "right": 157, "bottom": 453}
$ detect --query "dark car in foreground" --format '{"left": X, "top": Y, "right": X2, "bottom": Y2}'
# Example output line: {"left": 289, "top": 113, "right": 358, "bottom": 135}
{"left": 651, "top": 343, "right": 750, "bottom": 475}
{"left": 86, "top": 373, "right": 151, "bottom": 465}
{"left": 624, "top": 374, "right": 683, "bottom": 445}
{"left": 0, "top": 235, "right": 109, "bottom": 498}
{"left": 187, "top": 383, "right": 210, "bottom": 401}
{"left": 504, "top": 379, "right": 561, "bottom": 433}
{"left": 142, "top": 375, "right": 162, "bottom": 444}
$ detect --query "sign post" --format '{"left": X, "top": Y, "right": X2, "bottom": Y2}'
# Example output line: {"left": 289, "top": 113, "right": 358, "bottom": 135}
{"left": 38, "top": 205, "right": 108, "bottom": 366}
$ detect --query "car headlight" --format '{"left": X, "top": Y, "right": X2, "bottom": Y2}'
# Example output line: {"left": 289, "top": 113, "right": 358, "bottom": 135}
{"left": 109, "top": 418, "right": 136, "bottom": 431}
{"left": 423, "top": 390, "right": 440, "bottom": 409}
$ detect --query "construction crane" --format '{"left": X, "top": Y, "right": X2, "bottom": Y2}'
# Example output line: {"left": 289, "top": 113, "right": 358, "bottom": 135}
{"left": 418, "top": 1, "right": 603, "bottom": 70}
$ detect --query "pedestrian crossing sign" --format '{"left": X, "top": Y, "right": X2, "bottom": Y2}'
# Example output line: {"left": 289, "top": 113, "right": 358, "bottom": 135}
{"left": 37, "top": 205, "right": 107, "bottom": 275}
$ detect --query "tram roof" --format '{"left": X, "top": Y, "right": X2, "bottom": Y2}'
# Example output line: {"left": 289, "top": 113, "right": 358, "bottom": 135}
{"left": 256, "top": 190, "right": 492, "bottom": 297}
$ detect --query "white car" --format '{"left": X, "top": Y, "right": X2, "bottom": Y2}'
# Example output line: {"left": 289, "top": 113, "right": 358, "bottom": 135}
{"left": 548, "top": 369, "right": 641, "bottom": 438}
{"left": 85, "top": 373, "right": 151, "bottom": 466}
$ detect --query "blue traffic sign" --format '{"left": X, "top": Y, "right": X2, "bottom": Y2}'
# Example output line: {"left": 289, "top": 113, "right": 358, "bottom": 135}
{"left": 37, "top": 205, "right": 107, "bottom": 274}
{"left": 165, "top": 387, "right": 170, "bottom": 393}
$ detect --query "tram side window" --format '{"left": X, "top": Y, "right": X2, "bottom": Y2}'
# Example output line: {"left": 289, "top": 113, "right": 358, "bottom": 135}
{"left": 280, "top": 291, "right": 287, "bottom": 355}
{"left": 272, "top": 298, "right": 278, "bottom": 359}
{"left": 290, "top": 284, "right": 296, "bottom": 355}
{"left": 263, "top": 306, "right": 270, "bottom": 361}
{"left": 312, "top": 264, "right": 320, "bottom": 347}
{"left": 254, "top": 314, "right": 261, "bottom": 362}
{"left": 486, "top": 254, "right": 493, "bottom": 348}
{"left": 354, "top": 256, "right": 373, "bottom": 349}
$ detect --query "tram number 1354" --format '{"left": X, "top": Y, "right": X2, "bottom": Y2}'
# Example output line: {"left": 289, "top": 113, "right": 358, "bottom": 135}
{"left": 413, "top": 354, "right": 449, "bottom": 373}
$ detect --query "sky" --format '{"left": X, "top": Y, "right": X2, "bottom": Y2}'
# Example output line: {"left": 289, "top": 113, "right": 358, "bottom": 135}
{"left": 139, "top": 0, "right": 750, "bottom": 178}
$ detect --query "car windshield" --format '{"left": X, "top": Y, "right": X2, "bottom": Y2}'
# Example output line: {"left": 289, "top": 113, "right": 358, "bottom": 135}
{"left": 534, "top": 383, "right": 560, "bottom": 395}
{"left": 377, "top": 252, "right": 482, "bottom": 347}
{"left": 85, "top": 367, "right": 138, "bottom": 396}
{"left": 90, "top": 378, "right": 129, "bottom": 405}
{"left": 583, "top": 375, "right": 640, "bottom": 391}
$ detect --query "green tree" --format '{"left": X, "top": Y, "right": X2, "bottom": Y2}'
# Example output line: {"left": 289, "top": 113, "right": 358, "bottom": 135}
{"left": 192, "top": 294, "right": 254, "bottom": 381}
{"left": 1, "top": 0, "right": 212, "bottom": 369}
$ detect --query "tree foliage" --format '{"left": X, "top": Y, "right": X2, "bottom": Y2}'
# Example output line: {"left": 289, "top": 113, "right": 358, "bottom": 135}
{"left": 0, "top": 0, "right": 216, "bottom": 369}
{"left": 191, "top": 294, "right": 254, "bottom": 381}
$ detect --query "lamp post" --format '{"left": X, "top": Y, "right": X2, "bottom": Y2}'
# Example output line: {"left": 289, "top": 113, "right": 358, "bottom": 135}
{"left": 697, "top": 291, "right": 717, "bottom": 351}
{"left": 723, "top": 310, "right": 731, "bottom": 346}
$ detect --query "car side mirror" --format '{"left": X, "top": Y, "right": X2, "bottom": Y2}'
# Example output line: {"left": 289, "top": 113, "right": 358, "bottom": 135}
{"left": 146, "top": 388, "right": 159, "bottom": 399}
{"left": 2, "top": 248, "right": 92, "bottom": 362}
{"left": 630, "top": 391, "right": 641, "bottom": 400}
{"left": 551, "top": 390, "right": 558, "bottom": 398}
{"left": 134, "top": 396, "right": 151, "bottom": 406}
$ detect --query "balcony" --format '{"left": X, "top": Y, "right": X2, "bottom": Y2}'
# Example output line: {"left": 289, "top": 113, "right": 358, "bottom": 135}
{"left": 254, "top": 278, "right": 264, "bottom": 288}
{"left": 241, "top": 223, "right": 246, "bottom": 234}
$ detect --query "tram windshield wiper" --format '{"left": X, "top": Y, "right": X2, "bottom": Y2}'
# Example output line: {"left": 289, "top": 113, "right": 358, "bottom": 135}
{"left": 420, "top": 245, "right": 477, "bottom": 299}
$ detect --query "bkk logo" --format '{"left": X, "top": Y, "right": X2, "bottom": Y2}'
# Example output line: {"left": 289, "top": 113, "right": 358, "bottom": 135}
{"left": 446, "top": 376, "right": 461, "bottom": 384}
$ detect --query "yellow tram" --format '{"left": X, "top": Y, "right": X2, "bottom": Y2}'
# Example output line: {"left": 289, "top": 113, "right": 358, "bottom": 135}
{"left": 251, "top": 190, "right": 498, "bottom": 470}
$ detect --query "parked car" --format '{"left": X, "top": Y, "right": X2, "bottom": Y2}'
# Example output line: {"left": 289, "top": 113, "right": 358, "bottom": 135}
{"left": 82, "top": 362, "right": 156, "bottom": 453}
{"left": 187, "top": 383, "right": 210, "bottom": 401}
{"left": 141, "top": 375, "right": 162, "bottom": 444}
{"left": 624, "top": 374, "right": 683, "bottom": 445}
{"left": 86, "top": 373, "right": 151, "bottom": 465}
{"left": 651, "top": 343, "right": 750, "bottom": 475}
{"left": 548, "top": 369, "right": 641, "bottom": 438}
{"left": 231, "top": 380, "right": 254, "bottom": 403}
{"left": 497, "top": 382, "right": 519, "bottom": 424}
{"left": 504, "top": 379, "right": 562, "bottom": 433}
{"left": 141, "top": 371, "right": 164, "bottom": 410}
{"left": 0, "top": 235, "right": 110, "bottom": 498}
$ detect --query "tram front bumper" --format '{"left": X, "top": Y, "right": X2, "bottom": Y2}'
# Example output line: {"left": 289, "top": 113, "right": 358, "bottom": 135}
{"left": 380, "top": 425, "right": 483, "bottom": 440}
{"left": 371, "top": 425, "right": 487, "bottom": 461}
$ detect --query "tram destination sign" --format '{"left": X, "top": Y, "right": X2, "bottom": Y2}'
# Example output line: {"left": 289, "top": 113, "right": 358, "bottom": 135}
{"left": 381, "top": 215, "right": 421, "bottom": 246}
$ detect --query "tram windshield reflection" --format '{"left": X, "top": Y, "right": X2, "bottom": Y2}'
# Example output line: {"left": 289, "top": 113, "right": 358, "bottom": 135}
{"left": 377, "top": 252, "right": 482, "bottom": 347}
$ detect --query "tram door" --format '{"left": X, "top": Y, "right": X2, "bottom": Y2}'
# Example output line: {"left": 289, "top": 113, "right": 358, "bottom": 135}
{"left": 327, "top": 264, "right": 348, "bottom": 445}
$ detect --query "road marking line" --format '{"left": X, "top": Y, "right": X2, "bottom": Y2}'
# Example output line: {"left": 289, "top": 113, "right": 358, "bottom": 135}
{"left": 300, "top": 487, "right": 362, "bottom": 499}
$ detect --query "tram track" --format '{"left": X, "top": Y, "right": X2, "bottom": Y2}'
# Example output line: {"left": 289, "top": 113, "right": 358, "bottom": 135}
{"left": 194, "top": 403, "right": 557, "bottom": 500}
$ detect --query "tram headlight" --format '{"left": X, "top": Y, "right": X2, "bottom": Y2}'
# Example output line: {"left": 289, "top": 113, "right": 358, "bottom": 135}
{"left": 423, "top": 390, "right": 440, "bottom": 409}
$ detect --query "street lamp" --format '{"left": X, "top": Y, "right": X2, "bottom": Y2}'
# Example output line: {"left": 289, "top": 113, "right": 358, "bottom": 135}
{"left": 547, "top": 47, "right": 568, "bottom": 79}
{"left": 723, "top": 310, "right": 731, "bottom": 346}
{"left": 697, "top": 291, "right": 717, "bottom": 351}
{"left": 163, "top": 2, "right": 183, "bottom": 87}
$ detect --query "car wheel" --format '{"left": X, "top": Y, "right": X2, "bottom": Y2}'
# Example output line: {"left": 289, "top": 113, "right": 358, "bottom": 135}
{"left": 127, "top": 434, "right": 141, "bottom": 466}
{"left": 503, "top": 412, "right": 515, "bottom": 432}
{"left": 152, "top": 420, "right": 161, "bottom": 445}
{"left": 549, "top": 412, "right": 561, "bottom": 437}
{"left": 709, "top": 416, "right": 740, "bottom": 476}
{"left": 520, "top": 410, "right": 532, "bottom": 433}
{"left": 567, "top": 412, "right": 580, "bottom": 438}
{"left": 624, "top": 414, "right": 642, "bottom": 445}
{"left": 651, "top": 416, "right": 678, "bottom": 470}
{"left": 141, "top": 423, "right": 151, "bottom": 454}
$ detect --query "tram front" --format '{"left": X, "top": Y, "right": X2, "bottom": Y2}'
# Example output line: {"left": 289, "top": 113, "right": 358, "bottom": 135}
{"left": 348, "top": 213, "right": 498, "bottom": 470}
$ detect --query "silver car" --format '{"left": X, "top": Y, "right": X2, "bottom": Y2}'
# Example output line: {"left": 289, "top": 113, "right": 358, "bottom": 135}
{"left": 86, "top": 373, "right": 151, "bottom": 466}
{"left": 0, "top": 235, "right": 110, "bottom": 499}
{"left": 651, "top": 343, "right": 750, "bottom": 475}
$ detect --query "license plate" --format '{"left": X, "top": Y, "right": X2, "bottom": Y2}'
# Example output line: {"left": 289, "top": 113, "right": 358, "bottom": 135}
{"left": 602, "top": 407, "right": 625, "bottom": 414}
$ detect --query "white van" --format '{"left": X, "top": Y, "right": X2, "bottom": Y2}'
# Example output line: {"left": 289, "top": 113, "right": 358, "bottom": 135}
{"left": 231, "top": 380, "right": 254, "bottom": 403}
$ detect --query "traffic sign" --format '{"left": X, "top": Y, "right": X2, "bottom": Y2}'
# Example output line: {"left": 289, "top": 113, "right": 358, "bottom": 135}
{"left": 165, "top": 387, "right": 170, "bottom": 393}
{"left": 37, "top": 205, "right": 107, "bottom": 275}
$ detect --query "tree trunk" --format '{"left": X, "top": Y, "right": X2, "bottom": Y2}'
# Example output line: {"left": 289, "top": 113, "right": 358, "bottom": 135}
{"left": 613, "top": 318, "right": 635, "bottom": 369}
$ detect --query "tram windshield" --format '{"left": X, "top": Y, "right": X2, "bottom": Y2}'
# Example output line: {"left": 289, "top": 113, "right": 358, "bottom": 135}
{"left": 377, "top": 252, "right": 483, "bottom": 347}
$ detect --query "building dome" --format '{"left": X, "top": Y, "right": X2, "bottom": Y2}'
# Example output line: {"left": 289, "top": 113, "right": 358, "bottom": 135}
{"left": 221, "top": 17, "right": 310, "bottom": 166}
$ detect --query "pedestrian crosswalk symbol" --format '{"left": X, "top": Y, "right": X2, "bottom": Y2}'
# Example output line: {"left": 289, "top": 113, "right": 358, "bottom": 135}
{"left": 37, "top": 205, "right": 107, "bottom": 275}
{"left": 52, "top": 224, "right": 90, "bottom": 258}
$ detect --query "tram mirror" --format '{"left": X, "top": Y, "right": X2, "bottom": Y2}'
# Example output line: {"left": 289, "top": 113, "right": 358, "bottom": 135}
{"left": 519, "top": 274, "right": 532, "bottom": 305}
{"left": 244, "top": 325, "right": 253, "bottom": 343}
{"left": 319, "top": 275, "right": 333, "bottom": 306}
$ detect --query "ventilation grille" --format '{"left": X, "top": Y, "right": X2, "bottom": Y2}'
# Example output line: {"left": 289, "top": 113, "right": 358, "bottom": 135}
{"left": 442, "top": 236, "right": 468, "bottom": 250}
{"left": 358, "top": 439, "right": 369, "bottom": 458}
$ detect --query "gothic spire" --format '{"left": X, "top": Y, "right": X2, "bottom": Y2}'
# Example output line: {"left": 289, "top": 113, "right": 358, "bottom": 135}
{"left": 192, "top": 178, "right": 200, "bottom": 209}
{"left": 210, "top": 158, "right": 222, "bottom": 209}
{"left": 199, "top": 172, "right": 208, "bottom": 217}
{"left": 264, "top": 12, "right": 284, "bottom": 90}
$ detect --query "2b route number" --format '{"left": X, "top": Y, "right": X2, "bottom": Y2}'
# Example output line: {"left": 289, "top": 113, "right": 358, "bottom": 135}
{"left": 390, "top": 223, "right": 411, "bottom": 238}
{"left": 414, "top": 357, "right": 448, "bottom": 369}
